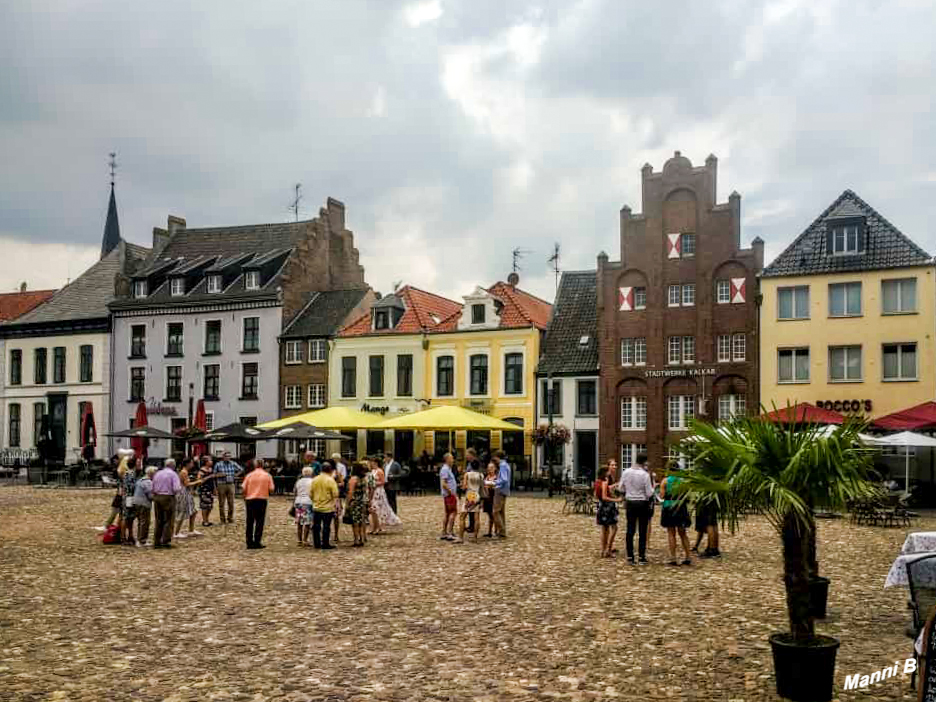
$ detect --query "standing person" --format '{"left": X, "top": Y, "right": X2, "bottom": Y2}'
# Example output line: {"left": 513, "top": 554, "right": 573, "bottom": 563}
{"left": 310, "top": 462, "right": 339, "bottom": 549}
{"left": 595, "top": 464, "right": 622, "bottom": 558}
{"left": 438, "top": 452, "right": 458, "bottom": 541}
{"left": 369, "top": 458, "right": 401, "bottom": 535}
{"left": 621, "top": 453, "right": 654, "bottom": 565}
{"left": 293, "top": 466, "right": 314, "bottom": 547}
{"left": 104, "top": 450, "right": 131, "bottom": 530}
{"left": 332, "top": 453, "right": 347, "bottom": 543}
{"left": 303, "top": 450, "right": 321, "bottom": 477}
{"left": 481, "top": 461, "right": 497, "bottom": 538}
{"left": 464, "top": 448, "right": 482, "bottom": 534}
{"left": 660, "top": 461, "right": 692, "bottom": 566}
{"left": 346, "top": 462, "right": 369, "bottom": 547}
{"left": 151, "top": 459, "right": 182, "bottom": 549}
{"left": 645, "top": 463, "right": 658, "bottom": 546}
{"left": 242, "top": 459, "right": 275, "bottom": 549}
{"left": 213, "top": 451, "right": 242, "bottom": 524}
{"left": 133, "top": 466, "right": 156, "bottom": 546}
{"left": 453, "top": 459, "right": 483, "bottom": 543}
{"left": 122, "top": 458, "right": 141, "bottom": 545}
{"left": 493, "top": 450, "right": 511, "bottom": 538}
{"left": 196, "top": 456, "right": 216, "bottom": 527}
{"left": 693, "top": 498, "right": 722, "bottom": 558}
{"left": 383, "top": 453, "right": 403, "bottom": 516}
{"left": 174, "top": 458, "right": 200, "bottom": 539}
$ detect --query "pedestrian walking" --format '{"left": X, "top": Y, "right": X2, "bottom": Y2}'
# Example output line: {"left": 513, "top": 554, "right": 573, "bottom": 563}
{"left": 242, "top": 459, "right": 274, "bottom": 549}
{"left": 196, "top": 456, "right": 216, "bottom": 527}
{"left": 151, "top": 459, "right": 182, "bottom": 549}
{"left": 293, "top": 466, "right": 314, "bottom": 546}
{"left": 213, "top": 451, "right": 242, "bottom": 524}
{"left": 660, "top": 461, "right": 692, "bottom": 566}
{"left": 332, "top": 453, "right": 347, "bottom": 543}
{"left": 439, "top": 452, "right": 458, "bottom": 541}
{"left": 481, "top": 461, "right": 497, "bottom": 537}
{"left": 174, "top": 458, "right": 200, "bottom": 539}
{"left": 122, "top": 458, "right": 141, "bottom": 545}
{"left": 464, "top": 448, "right": 481, "bottom": 534}
{"left": 346, "top": 462, "right": 369, "bottom": 547}
{"left": 311, "top": 462, "right": 339, "bottom": 549}
{"left": 453, "top": 460, "right": 483, "bottom": 543}
{"left": 133, "top": 466, "right": 156, "bottom": 546}
{"left": 493, "top": 450, "right": 511, "bottom": 538}
{"left": 369, "top": 457, "right": 401, "bottom": 535}
{"left": 621, "top": 453, "right": 654, "bottom": 565}
{"left": 596, "top": 462, "right": 622, "bottom": 558}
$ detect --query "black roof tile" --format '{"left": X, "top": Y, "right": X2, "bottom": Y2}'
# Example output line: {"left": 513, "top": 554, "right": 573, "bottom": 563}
{"left": 281, "top": 289, "right": 372, "bottom": 339}
{"left": 535, "top": 270, "right": 598, "bottom": 376}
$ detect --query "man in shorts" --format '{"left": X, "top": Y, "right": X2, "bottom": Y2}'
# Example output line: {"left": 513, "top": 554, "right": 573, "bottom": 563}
{"left": 439, "top": 452, "right": 457, "bottom": 541}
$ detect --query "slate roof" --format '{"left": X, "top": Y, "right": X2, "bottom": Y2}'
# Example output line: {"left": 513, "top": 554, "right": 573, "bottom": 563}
{"left": 761, "top": 189, "right": 932, "bottom": 278}
{"left": 339, "top": 286, "right": 462, "bottom": 337}
{"left": 281, "top": 288, "right": 372, "bottom": 339}
{"left": 5, "top": 242, "right": 150, "bottom": 327}
{"left": 0, "top": 289, "right": 56, "bottom": 322}
{"left": 536, "top": 270, "right": 598, "bottom": 376}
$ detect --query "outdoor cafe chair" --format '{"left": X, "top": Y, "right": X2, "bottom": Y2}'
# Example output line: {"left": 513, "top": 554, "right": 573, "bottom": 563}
{"left": 905, "top": 554, "right": 936, "bottom": 687}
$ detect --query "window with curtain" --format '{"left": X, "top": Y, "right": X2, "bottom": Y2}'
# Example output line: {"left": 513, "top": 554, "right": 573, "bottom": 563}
{"left": 504, "top": 353, "right": 523, "bottom": 394}
{"left": 396, "top": 354, "right": 413, "bottom": 396}
{"left": 470, "top": 354, "right": 488, "bottom": 395}
{"left": 79, "top": 345, "right": 93, "bottom": 382}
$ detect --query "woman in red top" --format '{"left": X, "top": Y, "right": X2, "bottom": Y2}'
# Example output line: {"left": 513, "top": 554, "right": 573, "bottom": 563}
{"left": 596, "top": 461, "right": 622, "bottom": 558}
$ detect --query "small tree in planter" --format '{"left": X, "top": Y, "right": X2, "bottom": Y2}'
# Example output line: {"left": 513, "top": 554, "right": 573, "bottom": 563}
{"left": 679, "top": 415, "right": 875, "bottom": 702}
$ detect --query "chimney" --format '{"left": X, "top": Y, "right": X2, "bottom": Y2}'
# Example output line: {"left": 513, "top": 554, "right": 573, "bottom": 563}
{"left": 507, "top": 272, "right": 520, "bottom": 286}
{"left": 152, "top": 227, "right": 169, "bottom": 251}
{"left": 326, "top": 197, "right": 345, "bottom": 232}
{"left": 167, "top": 215, "right": 186, "bottom": 236}
{"left": 751, "top": 236, "right": 765, "bottom": 271}
{"left": 19, "top": 282, "right": 27, "bottom": 293}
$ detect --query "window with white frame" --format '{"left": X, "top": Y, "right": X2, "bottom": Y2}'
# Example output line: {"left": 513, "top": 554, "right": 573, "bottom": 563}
{"left": 285, "top": 340, "right": 303, "bottom": 364}
{"left": 245, "top": 271, "right": 261, "bottom": 290}
{"left": 668, "top": 285, "right": 681, "bottom": 307}
{"left": 668, "top": 395, "right": 695, "bottom": 430}
{"left": 284, "top": 385, "right": 302, "bottom": 409}
{"left": 778, "top": 348, "right": 810, "bottom": 383}
{"left": 682, "top": 336, "right": 695, "bottom": 364}
{"left": 883, "top": 343, "right": 917, "bottom": 381}
{"left": 620, "top": 397, "right": 647, "bottom": 430}
{"left": 716, "top": 279, "right": 730, "bottom": 304}
{"left": 718, "top": 394, "right": 746, "bottom": 421}
{"left": 778, "top": 286, "right": 810, "bottom": 320}
{"left": 717, "top": 335, "right": 731, "bottom": 363}
{"left": 204, "top": 411, "right": 215, "bottom": 431}
{"left": 308, "top": 339, "right": 327, "bottom": 363}
{"left": 829, "top": 282, "right": 862, "bottom": 317}
{"left": 829, "top": 345, "right": 862, "bottom": 382}
{"left": 308, "top": 384, "right": 326, "bottom": 408}
{"left": 732, "top": 333, "right": 746, "bottom": 362}
{"left": 133, "top": 280, "right": 148, "bottom": 298}
{"left": 668, "top": 337, "right": 682, "bottom": 365}
{"left": 622, "top": 443, "right": 647, "bottom": 470}
{"left": 170, "top": 278, "right": 185, "bottom": 297}
{"left": 665, "top": 449, "right": 694, "bottom": 470}
{"left": 680, "top": 233, "right": 695, "bottom": 257}
{"left": 682, "top": 283, "right": 695, "bottom": 306}
{"left": 830, "top": 223, "right": 862, "bottom": 255}
{"left": 621, "top": 337, "right": 646, "bottom": 366}
{"left": 207, "top": 275, "right": 223, "bottom": 293}
{"left": 882, "top": 278, "right": 916, "bottom": 314}
{"left": 634, "top": 287, "right": 647, "bottom": 310}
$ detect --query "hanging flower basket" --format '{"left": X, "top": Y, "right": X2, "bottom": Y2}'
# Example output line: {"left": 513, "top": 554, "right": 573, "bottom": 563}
{"left": 531, "top": 423, "right": 571, "bottom": 446}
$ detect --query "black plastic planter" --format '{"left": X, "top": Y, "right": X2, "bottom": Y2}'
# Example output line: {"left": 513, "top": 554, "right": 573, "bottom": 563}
{"left": 770, "top": 633, "right": 839, "bottom": 701}
{"left": 809, "top": 576, "right": 830, "bottom": 619}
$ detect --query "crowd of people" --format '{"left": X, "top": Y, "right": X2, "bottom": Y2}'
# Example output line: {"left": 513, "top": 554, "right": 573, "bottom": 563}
{"left": 594, "top": 453, "right": 721, "bottom": 565}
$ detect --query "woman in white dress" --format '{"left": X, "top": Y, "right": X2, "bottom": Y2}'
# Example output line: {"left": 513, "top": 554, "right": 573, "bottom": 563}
{"left": 368, "top": 457, "right": 401, "bottom": 534}
{"left": 454, "top": 462, "right": 483, "bottom": 543}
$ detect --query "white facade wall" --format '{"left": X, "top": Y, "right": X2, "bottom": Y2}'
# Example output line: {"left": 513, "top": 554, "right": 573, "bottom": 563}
{"left": 536, "top": 375, "right": 600, "bottom": 480}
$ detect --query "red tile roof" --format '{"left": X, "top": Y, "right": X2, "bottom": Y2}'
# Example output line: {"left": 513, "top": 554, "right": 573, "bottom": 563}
{"left": 339, "top": 285, "right": 462, "bottom": 337}
{"left": 0, "top": 289, "right": 56, "bottom": 323}
{"left": 488, "top": 281, "right": 552, "bottom": 330}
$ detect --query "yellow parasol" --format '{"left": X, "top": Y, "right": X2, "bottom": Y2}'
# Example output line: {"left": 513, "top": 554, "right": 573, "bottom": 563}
{"left": 372, "top": 405, "right": 522, "bottom": 431}
{"left": 258, "top": 407, "right": 384, "bottom": 430}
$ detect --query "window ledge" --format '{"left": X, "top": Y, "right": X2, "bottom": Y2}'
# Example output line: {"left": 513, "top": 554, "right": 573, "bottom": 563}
{"left": 777, "top": 380, "right": 810, "bottom": 385}
{"left": 828, "top": 315, "right": 863, "bottom": 319}
{"left": 204, "top": 396, "right": 219, "bottom": 402}
{"left": 162, "top": 398, "right": 182, "bottom": 403}
{"left": 882, "top": 378, "right": 919, "bottom": 383}
{"left": 239, "top": 396, "right": 259, "bottom": 401}
{"left": 284, "top": 361, "right": 303, "bottom": 366}
{"left": 777, "top": 317, "right": 810, "bottom": 322}
{"left": 241, "top": 348, "right": 261, "bottom": 355}
{"left": 202, "top": 351, "right": 222, "bottom": 357}
{"left": 128, "top": 356, "right": 147, "bottom": 361}
{"left": 308, "top": 360, "right": 326, "bottom": 364}
{"left": 882, "top": 311, "right": 918, "bottom": 316}
{"left": 828, "top": 379, "right": 863, "bottom": 384}
{"left": 164, "top": 353, "right": 184, "bottom": 359}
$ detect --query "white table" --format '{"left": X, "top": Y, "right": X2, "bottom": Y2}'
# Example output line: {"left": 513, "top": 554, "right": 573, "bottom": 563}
{"left": 885, "top": 552, "right": 936, "bottom": 588}
{"left": 903, "top": 533, "right": 936, "bottom": 554}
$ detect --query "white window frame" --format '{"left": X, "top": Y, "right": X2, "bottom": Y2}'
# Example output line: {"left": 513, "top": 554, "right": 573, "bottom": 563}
{"left": 207, "top": 275, "right": 223, "bottom": 294}
{"left": 828, "top": 282, "right": 862, "bottom": 317}
{"left": 621, "top": 443, "right": 647, "bottom": 470}
{"left": 133, "top": 280, "right": 148, "bottom": 299}
{"left": 129, "top": 366, "right": 146, "bottom": 402}
{"left": 882, "top": 342, "right": 918, "bottom": 381}
{"left": 716, "top": 280, "right": 730, "bottom": 304}
{"left": 778, "top": 347, "right": 810, "bottom": 384}
{"left": 165, "top": 365, "right": 183, "bottom": 402}
{"left": 203, "top": 319, "right": 222, "bottom": 355}
{"left": 242, "top": 316, "right": 260, "bottom": 352}
{"left": 718, "top": 394, "right": 746, "bottom": 421}
{"left": 668, "top": 395, "right": 695, "bottom": 431}
{"left": 717, "top": 334, "right": 731, "bottom": 363}
{"left": 882, "top": 278, "right": 917, "bottom": 315}
{"left": 170, "top": 278, "right": 185, "bottom": 297}
{"left": 633, "top": 287, "right": 647, "bottom": 310}
{"left": 466, "top": 349, "right": 491, "bottom": 398}
{"left": 164, "top": 320, "right": 184, "bottom": 356}
{"left": 129, "top": 324, "right": 147, "bottom": 358}
{"left": 620, "top": 396, "right": 647, "bottom": 430}
{"left": 732, "top": 333, "right": 746, "bottom": 362}
{"left": 241, "top": 362, "right": 259, "bottom": 399}
{"left": 682, "top": 336, "right": 695, "bottom": 364}
{"left": 432, "top": 349, "right": 457, "bottom": 399}
{"left": 307, "top": 383, "right": 326, "bottom": 409}
{"left": 308, "top": 339, "right": 327, "bottom": 363}
{"left": 831, "top": 223, "right": 861, "bottom": 255}
{"left": 204, "top": 411, "right": 215, "bottom": 432}
{"left": 682, "top": 283, "right": 695, "bottom": 306}
{"left": 668, "top": 337, "right": 681, "bottom": 365}
{"left": 202, "top": 363, "right": 221, "bottom": 400}
{"left": 778, "top": 286, "right": 810, "bottom": 320}
{"left": 285, "top": 340, "right": 303, "bottom": 365}
{"left": 680, "top": 233, "right": 695, "bottom": 257}
{"left": 829, "top": 345, "right": 862, "bottom": 383}
{"left": 245, "top": 270, "right": 261, "bottom": 291}
{"left": 284, "top": 385, "right": 302, "bottom": 409}
{"left": 668, "top": 285, "right": 681, "bottom": 307}
{"left": 501, "top": 346, "right": 526, "bottom": 397}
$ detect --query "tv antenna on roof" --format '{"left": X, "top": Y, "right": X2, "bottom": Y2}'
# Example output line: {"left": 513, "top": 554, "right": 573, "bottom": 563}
{"left": 288, "top": 183, "right": 302, "bottom": 222}
{"left": 548, "top": 242, "right": 561, "bottom": 292}
{"left": 512, "top": 247, "right": 531, "bottom": 273}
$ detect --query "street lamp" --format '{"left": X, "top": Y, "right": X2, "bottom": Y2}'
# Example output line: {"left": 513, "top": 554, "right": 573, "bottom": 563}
{"left": 547, "top": 372, "right": 554, "bottom": 497}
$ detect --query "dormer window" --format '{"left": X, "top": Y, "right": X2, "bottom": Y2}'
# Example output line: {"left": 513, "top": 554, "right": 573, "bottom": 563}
{"left": 827, "top": 221, "right": 864, "bottom": 255}
{"left": 471, "top": 304, "right": 485, "bottom": 324}
{"left": 133, "top": 280, "right": 148, "bottom": 299}
{"left": 245, "top": 271, "right": 261, "bottom": 290}
{"left": 374, "top": 309, "right": 391, "bottom": 330}
{"left": 170, "top": 278, "right": 185, "bottom": 297}
{"left": 207, "top": 275, "right": 223, "bottom": 293}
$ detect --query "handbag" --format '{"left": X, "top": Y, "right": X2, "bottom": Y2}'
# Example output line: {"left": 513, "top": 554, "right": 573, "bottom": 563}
{"left": 288, "top": 505, "right": 296, "bottom": 518}
{"left": 111, "top": 494, "right": 122, "bottom": 510}
{"left": 342, "top": 512, "right": 354, "bottom": 525}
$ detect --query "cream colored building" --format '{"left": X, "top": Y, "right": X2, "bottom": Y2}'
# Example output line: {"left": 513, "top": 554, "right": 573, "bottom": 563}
{"left": 760, "top": 190, "right": 935, "bottom": 418}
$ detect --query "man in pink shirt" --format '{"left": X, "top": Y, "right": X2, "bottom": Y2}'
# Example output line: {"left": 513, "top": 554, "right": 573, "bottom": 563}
{"left": 241, "top": 459, "right": 275, "bottom": 549}
{"left": 151, "top": 459, "right": 182, "bottom": 549}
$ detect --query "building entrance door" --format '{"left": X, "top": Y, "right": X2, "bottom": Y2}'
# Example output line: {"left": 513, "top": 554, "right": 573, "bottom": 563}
{"left": 47, "top": 393, "right": 67, "bottom": 462}
{"left": 394, "top": 430, "right": 414, "bottom": 462}
{"left": 575, "top": 430, "right": 597, "bottom": 482}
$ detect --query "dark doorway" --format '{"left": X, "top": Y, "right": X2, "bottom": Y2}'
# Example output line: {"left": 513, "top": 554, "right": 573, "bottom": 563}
{"left": 366, "top": 430, "right": 385, "bottom": 457}
{"left": 394, "top": 430, "right": 414, "bottom": 462}
{"left": 46, "top": 393, "right": 67, "bottom": 462}
{"left": 466, "top": 430, "right": 490, "bottom": 459}
{"left": 575, "top": 431, "right": 597, "bottom": 483}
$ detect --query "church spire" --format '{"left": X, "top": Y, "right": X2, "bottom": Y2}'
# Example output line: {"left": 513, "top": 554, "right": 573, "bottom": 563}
{"left": 101, "top": 152, "right": 121, "bottom": 258}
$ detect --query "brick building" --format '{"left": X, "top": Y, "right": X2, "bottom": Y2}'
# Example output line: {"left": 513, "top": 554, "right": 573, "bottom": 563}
{"left": 596, "top": 152, "right": 763, "bottom": 470}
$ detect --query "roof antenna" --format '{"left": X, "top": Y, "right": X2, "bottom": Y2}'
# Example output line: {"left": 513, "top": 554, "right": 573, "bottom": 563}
{"left": 511, "top": 247, "right": 531, "bottom": 273}
{"left": 108, "top": 151, "right": 117, "bottom": 188}
{"left": 288, "top": 183, "right": 302, "bottom": 222}
{"left": 547, "top": 242, "right": 561, "bottom": 292}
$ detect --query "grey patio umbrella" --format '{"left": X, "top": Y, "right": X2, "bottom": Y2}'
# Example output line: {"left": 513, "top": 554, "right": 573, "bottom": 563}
{"left": 265, "top": 422, "right": 351, "bottom": 441}
{"left": 105, "top": 426, "right": 176, "bottom": 440}
{"left": 202, "top": 422, "right": 271, "bottom": 442}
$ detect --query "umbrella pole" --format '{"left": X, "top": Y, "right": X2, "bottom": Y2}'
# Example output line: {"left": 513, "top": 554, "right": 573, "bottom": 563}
{"left": 906, "top": 447, "right": 911, "bottom": 498}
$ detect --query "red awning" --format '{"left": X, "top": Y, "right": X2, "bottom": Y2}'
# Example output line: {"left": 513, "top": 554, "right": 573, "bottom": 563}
{"left": 873, "top": 401, "right": 936, "bottom": 431}
{"left": 762, "top": 403, "right": 845, "bottom": 425}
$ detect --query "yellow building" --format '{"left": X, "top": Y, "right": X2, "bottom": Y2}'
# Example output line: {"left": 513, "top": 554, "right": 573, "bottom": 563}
{"left": 423, "top": 277, "right": 552, "bottom": 463}
{"left": 760, "top": 190, "right": 935, "bottom": 418}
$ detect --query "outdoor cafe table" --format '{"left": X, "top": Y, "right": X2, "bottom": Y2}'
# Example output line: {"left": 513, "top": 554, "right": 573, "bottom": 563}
{"left": 902, "top": 532, "right": 936, "bottom": 554}
{"left": 885, "top": 551, "right": 936, "bottom": 588}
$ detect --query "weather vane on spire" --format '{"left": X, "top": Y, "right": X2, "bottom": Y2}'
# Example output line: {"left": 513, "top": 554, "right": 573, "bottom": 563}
{"left": 108, "top": 152, "right": 118, "bottom": 187}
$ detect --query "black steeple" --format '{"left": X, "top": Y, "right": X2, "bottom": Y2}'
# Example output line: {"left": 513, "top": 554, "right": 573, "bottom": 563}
{"left": 101, "top": 153, "right": 121, "bottom": 258}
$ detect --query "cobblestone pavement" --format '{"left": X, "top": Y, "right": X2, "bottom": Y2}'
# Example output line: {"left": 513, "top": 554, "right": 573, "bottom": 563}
{"left": 0, "top": 486, "right": 924, "bottom": 701}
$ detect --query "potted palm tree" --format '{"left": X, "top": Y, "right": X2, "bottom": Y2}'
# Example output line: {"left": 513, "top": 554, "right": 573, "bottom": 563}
{"left": 680, "top": 415, "right": 875, "bottom": 702}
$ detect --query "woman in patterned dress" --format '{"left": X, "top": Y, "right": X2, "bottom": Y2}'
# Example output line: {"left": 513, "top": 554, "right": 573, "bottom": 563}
{"left": 346, "top": 462, "right": 369, "bottom": 547}
{"left": 596, "top": 462, "right": 622, "bottom": 558}
{"left": 174, "top": 458, "right": 200, "bottom": 538}
{"left": 293, "top": 466, "right": 314, "bottom": 546}
{"left": 368, "top": 458, "right": 401, "bottom": 535}
{"left": 454, "top": 461, "right": 483, "bottom": 543}
{"left": 196, "top": 456, "right": 216, "bottom": 526}
{"left": 122, "top": 457, "right": 140, "bottom": 545}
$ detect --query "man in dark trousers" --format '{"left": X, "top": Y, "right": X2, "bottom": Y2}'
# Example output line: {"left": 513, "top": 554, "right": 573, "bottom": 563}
{"left": 241, "top": 459, "right": 274, "bottom": 549}
{"left": 620, "top": 453, "right": 654, "bottom": 565}
{"left": 383, "top": 453, "right": 405, "bottom": 515}
{"left": 151, "top": 459, "right": 181, "bottom": 549}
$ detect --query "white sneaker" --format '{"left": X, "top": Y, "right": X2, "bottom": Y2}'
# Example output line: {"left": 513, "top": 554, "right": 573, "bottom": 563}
{"left": 175, "top": 533, "right": 187, "bottom": 539}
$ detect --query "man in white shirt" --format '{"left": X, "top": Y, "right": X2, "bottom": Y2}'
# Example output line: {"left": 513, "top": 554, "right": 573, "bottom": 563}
{"left": 620, "top": 453, "right": 654, "bottom": 565}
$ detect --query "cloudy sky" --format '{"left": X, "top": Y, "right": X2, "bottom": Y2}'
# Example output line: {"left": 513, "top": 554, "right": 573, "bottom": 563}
{"left": 2, "top": 0, "right": 935, "bottom": 303}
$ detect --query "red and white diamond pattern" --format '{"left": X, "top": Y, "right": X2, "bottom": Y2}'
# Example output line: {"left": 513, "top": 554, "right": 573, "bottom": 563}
{"left": 618, "top": 286, "right": 633, "bottom": 311}
{"left": 731, "top": 277, "right": 746, "bottom": 304}
{"left": 666, "top": 233, "right": 681, "bottom": 259}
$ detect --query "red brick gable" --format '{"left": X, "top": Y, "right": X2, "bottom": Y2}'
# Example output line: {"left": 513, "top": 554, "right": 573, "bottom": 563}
{"left": 0, "top": 289, "right": 56, "bottom": 322}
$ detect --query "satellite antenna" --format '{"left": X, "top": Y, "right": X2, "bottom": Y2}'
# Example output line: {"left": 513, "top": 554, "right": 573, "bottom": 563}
{"left": 288, "top": 183, "right": 302, "bottom": 222}
{"left": 547, "top": 242, "right": 561, "bottom": 291}
{"left": 511, "top": 247, "right": 531, "bottom": 273}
